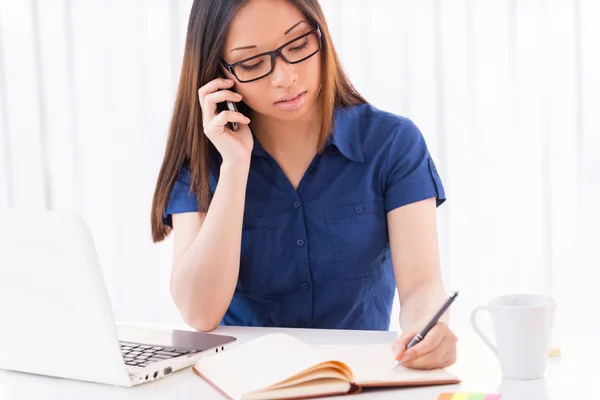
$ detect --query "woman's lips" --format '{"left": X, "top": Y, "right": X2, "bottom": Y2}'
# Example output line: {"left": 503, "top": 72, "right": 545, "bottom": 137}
{"left": 274, "top": 91, "right": 307, "bottom": 111}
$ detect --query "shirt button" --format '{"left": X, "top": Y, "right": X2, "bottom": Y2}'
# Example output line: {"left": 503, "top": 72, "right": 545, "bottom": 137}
{"left": 431, "top": 160, "right": 437, "bottom": 172}
{"left": 355, "top": 205, "right": 364, "bottom": 214}
{"left": 297, "top": 239, "right": 305, "bottom": 247}
{"left": 302, "top": 281, "right": 310, "bottom": 290}
{"left": 293, "top": 201, "right": 300, "bottom": 208}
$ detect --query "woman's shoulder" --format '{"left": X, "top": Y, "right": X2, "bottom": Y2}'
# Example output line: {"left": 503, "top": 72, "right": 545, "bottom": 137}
{"left": 339, "top": 102, "right": 410, "bottom": 122}
{"left": 175, "top": 163, "right": 192, "bottom": 185}
{"left": 175, "top": 152, "right": 221, "bottom": 185}
{"left": 336, "top": 103, "right": 425, "bottom": 150}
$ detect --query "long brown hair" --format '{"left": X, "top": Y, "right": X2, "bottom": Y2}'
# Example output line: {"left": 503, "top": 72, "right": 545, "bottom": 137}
{"left": 151, "top": 0, "right": 367, "bottom": 242}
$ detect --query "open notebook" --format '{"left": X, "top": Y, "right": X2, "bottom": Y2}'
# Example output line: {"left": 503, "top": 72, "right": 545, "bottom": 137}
{"left": 192, "top": 333, "right": 460, "bottom": 400}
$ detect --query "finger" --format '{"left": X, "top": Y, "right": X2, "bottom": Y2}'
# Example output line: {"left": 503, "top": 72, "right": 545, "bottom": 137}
{"left": 403, "top": 335, "right": 456, "bottom": 370}
{"left": 197, "top": 78, "right": 234, "bottom": 108}
{"left": 407, "top": 329, "right": 457, "bottom": 369}
{"left": 202, "top": 91, "right": 243, "bottom": 121}
{"left": 392, "top": 331, "right": 415, "bottom": 360}
{"left": 205, "top": 90, "right": 243, "bottom": 108}
{"left": 205, "top": 111, "right": 250, "bottom": 137}
{"left": 403, "top": 349, "right": 444, "bottom": 370}
{"left": 403, "top": 323, "right": 448, "bottom": 362}
{"left": 214, "top": 111, "right": 250, "bottom": 128}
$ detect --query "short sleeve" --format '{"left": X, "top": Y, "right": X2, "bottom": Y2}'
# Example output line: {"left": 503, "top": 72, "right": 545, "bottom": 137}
{"left": 162, "top": 167, "right": 199, "bottom": 228}
{"left": 384, "top": 119, "right": 446, "bottom": 213}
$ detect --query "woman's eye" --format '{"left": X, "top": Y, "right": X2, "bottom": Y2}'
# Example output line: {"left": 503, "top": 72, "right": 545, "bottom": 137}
{"left": 290, "top": 40, "right": 309, "bottom": 52}
{"left": 240, "top": 60, "right": 263, "bottom": 71}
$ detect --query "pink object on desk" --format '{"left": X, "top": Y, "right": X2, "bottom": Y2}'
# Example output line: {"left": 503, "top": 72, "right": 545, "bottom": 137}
{"left": 437, "top": 393, "right": 502, "bottom": 400}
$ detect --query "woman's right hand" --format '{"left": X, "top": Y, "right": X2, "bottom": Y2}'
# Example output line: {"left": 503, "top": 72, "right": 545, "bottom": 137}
{"left": 198, "top": 78, "right": 254, "bottom": 166}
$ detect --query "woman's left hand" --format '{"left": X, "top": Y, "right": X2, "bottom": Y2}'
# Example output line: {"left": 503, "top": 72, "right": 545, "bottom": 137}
{"left": 392, "top": 322, "right": 457, "bottom": 369}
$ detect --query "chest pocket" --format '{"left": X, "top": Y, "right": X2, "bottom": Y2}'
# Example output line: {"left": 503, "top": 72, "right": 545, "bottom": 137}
{"left": 238, "top": 216, "right": 273, "bottom": 293}
{"left": 326, "top": 201, "right": 388, "bottom": 279}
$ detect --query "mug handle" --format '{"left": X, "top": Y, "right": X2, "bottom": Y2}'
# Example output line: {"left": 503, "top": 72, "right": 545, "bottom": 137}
{"left": 470, "top": 306, "right": 498, "bottom": 357}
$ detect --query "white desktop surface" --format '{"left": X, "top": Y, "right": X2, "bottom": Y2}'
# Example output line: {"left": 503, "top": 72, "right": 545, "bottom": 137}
{"left": 0, "top": 322, "right": 594, "bottom": 400}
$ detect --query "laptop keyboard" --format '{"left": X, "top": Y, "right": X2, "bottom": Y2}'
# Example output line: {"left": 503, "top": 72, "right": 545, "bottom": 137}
{"left": 119, "top": 341, "right": 198, "bottom": 367}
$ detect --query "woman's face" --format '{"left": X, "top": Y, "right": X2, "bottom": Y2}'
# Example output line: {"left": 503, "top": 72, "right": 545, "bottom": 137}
{"left": 222, "top": 0, "right": 322, "bottom": 122}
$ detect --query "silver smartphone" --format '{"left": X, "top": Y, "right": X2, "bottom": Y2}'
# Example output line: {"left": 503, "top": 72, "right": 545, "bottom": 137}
{"left": 217, "top": 71, "right": 240, "bottom": 132}
{"left": 216, "top": 98, "right": 239, "bottom": 132}
{"left": 223, "top": 100, "right": 239, "bottom": 132}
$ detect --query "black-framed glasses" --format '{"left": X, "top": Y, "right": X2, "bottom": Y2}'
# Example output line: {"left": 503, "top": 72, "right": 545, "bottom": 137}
{"left": 221, "top": 26, "right": 322, "bottom": 83}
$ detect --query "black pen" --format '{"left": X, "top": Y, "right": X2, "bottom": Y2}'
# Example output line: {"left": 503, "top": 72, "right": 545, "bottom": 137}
{"left": 392, "top": 291, "right": 459, "bottom": 369}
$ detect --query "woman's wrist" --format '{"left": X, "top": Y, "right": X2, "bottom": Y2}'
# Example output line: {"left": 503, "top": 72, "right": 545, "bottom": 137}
{"left": 399, "top": 284, "right": 448, "bottom": 331}
{"left": 220, "top": 158, "right": 251, "bottom": 175}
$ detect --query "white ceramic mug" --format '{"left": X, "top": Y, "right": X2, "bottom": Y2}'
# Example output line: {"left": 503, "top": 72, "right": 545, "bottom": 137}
{"left": 497, "top": 378, "right": 550, "bottom": 400}
{"left": 471, "top": 294, "right": 555, "bottom": 380}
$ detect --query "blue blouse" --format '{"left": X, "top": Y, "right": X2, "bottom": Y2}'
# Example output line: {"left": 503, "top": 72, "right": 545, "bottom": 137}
{"left": 163, "top": 103, "right": 446, "bottom": 330}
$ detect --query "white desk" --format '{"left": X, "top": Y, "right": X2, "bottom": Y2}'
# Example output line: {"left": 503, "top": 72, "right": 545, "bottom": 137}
{"left": 0, "top": 323, "right": 595, "bottom": 400}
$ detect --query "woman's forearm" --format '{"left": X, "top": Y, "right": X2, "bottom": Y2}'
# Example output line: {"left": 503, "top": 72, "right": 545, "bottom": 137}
{"left": 170, "top": 161, "right": 250, "bottom": 331}
{"left": 399, "top": 282, "right": 449, "bottom": 332}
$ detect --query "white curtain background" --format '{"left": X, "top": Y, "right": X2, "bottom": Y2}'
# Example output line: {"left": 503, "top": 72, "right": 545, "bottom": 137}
{"left": 0, "top": 0, "right": 598, "bottom": 337}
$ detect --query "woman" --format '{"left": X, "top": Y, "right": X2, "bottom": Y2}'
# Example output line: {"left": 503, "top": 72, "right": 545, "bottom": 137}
{"left": 151, "top": 0, "right": 457, "bottom": 370}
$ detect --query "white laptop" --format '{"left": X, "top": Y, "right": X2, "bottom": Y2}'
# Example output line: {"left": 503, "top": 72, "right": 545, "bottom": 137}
{"left": 0, "top": 209, "right": 236, "bottom": 387}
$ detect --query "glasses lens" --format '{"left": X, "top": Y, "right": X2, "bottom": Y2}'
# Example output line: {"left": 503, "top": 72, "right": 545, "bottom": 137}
{"left": 282, "top": 32, "right": 320, "bottom": 63}
{"left": 233, "top": 54, "right": 272, "bottom": 82}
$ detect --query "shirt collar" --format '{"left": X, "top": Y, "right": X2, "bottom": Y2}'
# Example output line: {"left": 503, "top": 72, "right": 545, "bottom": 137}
{"left": 251, "top": 105, "right": 365, "bottom": 163}
{"left": 251, "top": 134, "right": 268, "bottom": 157}
{"left": 326, "top": 105, "right": 364, "bottom": 162}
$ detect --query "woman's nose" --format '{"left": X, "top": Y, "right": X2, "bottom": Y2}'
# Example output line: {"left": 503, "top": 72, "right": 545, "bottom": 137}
{"left": 269, "top": 56, "right": 298, "bottom": 88}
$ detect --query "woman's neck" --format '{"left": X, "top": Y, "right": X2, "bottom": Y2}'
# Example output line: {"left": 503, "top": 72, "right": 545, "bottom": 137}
{"left": 250, "top": 104, "right": 322, "bottom": 157}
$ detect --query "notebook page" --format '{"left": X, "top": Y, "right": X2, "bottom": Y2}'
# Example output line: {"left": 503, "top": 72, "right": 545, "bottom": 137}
{"left": 243, "top": 379, "right": 351, "bottom": 400}
{"left": 268, "top": 367, "right": 350, "bottom": 390}
{"left": 194, "top": 333, "right": 344, "bottom": 400}
{"left": 319, "top": 343, "right": 459, "bottom": 386}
